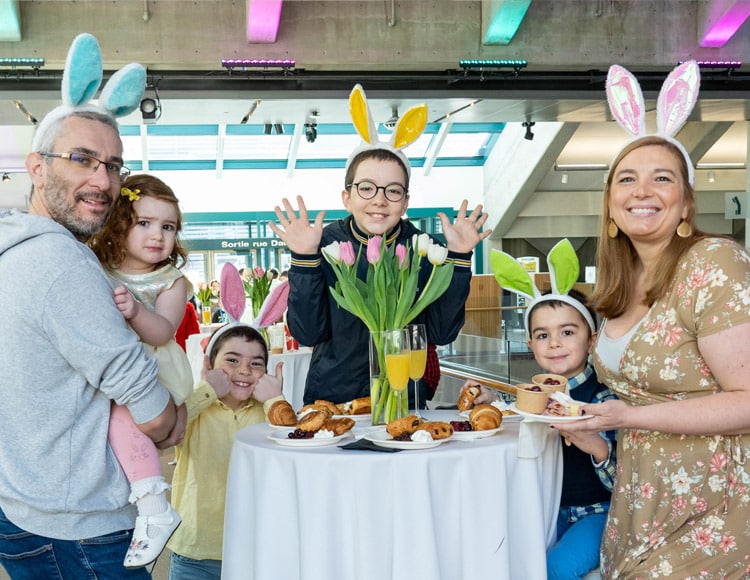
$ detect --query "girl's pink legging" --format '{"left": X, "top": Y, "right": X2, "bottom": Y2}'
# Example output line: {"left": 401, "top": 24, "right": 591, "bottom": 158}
{"left": 108, "top": 403, "right": 161, "bottom": 483}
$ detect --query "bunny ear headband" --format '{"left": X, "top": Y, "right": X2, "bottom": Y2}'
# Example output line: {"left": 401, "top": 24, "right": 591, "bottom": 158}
{"left": 204, "top": 263, "right": 290, "bottom": 358}
{"left": 606, "top": 60, "right": 700, "bottom": 185}
{"left": 345, "top": 84, "right": 428, "bottom": 178}
{"left": 31, "top": 33, "right": 146, "bottom": 151}
{"left": 489, "top": 239, "right": 596, "bottom": 335}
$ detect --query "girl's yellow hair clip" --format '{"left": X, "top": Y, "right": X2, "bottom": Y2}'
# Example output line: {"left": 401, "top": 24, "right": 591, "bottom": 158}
{"left": 121, "top": 187, "right": 140, "bottom": 201}
{"left": 346, "top": 84, "right": 428, "bottom": 178}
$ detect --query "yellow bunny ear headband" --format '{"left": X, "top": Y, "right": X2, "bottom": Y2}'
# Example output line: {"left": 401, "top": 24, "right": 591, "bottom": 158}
{"left": 31, "top": 33, "right": 146, "bottom": 152}
{"left": 489, "top": 239, "right": 596, "bottom": 336}
{"left": 345, "top": 84, "right": 428, "bottom": 178}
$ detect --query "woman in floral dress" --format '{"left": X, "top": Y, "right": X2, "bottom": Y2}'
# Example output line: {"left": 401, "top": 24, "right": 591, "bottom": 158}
{"left": 560, "top": 136, "right": 750, "bottom": 579}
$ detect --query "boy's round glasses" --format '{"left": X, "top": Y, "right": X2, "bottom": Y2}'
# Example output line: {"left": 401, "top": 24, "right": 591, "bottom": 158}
{"left": 40, "top": 151, "right": 131, "bottom": 181}
{"left": 348, "top": 181, "right": 408, "bottom": 202}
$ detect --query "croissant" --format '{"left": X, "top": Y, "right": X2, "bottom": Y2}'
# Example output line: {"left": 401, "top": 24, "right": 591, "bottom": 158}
{"left": 322, "top": 417, "right": 355, "bottom": 435}
{"left": 386, "top": 415, "right": 423, "bottom": 437}
{"left": 457, "top": 386, "right": 481, "bottom": 411}
{"left": 469, "top": 404, "right": 503, "bottom": 431}
{"left": 415, "top": 421, "right": 454, "bottom": 440}
{"left": 267, "top": 400, "right": 297, "bottom": 426}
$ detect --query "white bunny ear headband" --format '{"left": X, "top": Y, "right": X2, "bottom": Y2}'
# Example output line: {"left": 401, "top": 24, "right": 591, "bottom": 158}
{"left": 31, "top": 33, "right": 146, "bottom": 151}
{"left": 345, "top": 84, "right": 428, "bottom": 178}
{"left": 606, "top": 60, "right": 700, "bottom": 185}
{"left": 489, "top": 239, "right": 596, "bottom": 335}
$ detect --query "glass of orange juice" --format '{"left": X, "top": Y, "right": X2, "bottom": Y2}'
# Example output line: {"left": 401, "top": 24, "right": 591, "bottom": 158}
{"left": 384, "top": 329, "right": 410, "bottom": 419}
{"left": 406, "top": 323, "right": 427, "bottom": 416}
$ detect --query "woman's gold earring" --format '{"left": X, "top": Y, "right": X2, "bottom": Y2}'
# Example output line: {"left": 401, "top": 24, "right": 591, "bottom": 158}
{"left": 676, "top": 220, "right": 693, "bottom": 238}
{"left": 607, "top": 219, "right": 619, "bottom": 238}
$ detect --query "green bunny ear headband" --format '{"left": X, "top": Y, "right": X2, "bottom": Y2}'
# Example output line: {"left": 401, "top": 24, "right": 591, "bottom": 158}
{"left": 31, "top": 33, "right": 146, "bottom": 151}
{"left": 489, "top": 238, "right": 595, "bottom": 335}
{"left": 345, "top": 83, "right": 428, "bottom": 178}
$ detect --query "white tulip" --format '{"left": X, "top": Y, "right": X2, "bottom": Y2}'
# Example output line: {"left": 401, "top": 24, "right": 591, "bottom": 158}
{"left": 428, "top": 243, "right": 448, "bottom": 265}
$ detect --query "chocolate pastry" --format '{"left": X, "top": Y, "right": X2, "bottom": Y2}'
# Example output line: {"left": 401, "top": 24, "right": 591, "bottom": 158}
{"left": 386, "top": 415, "right": 423, "bottom": 437}
{"left": 415, "top": 421, "right": 454, "bottom": 440}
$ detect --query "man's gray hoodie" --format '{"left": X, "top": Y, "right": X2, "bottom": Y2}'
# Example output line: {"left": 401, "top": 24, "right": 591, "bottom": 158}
{"left": 0, "top": 209, "right": 171, "bottom": 540}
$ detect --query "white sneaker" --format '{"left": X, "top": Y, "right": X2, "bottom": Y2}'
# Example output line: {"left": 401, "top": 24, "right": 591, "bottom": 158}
{"left": 123, "top": 504, "right": 181, "bottom": 568}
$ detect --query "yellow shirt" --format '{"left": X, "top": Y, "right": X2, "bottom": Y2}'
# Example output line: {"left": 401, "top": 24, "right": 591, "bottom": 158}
{"left": 167, "top": 380, "right": 283, "bottom": 560}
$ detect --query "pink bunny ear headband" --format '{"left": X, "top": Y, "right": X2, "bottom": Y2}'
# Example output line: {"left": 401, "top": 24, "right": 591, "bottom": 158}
{"left": 606, "top": 60, "right": 700, "bottom": 185}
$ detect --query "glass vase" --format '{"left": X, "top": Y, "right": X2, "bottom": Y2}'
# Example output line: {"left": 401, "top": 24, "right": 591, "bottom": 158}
{"left": 369, "top": 330, "right": 408, "bottom": 425}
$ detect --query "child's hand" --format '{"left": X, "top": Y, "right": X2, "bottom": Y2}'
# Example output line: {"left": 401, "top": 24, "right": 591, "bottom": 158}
{"left": 252, "top": 362, "right": 284, "bottom": 403}
{"left": 202, "top": 356, "right": 232, "bottom": 399}
{"left": 438, "top": 199, "right": 492, "bottom": 254}
{"left": 112, "top": 285, "right": 139, "bottom": 320}
{"left": 269, "top": 196, "right": 325, "bottom": 255}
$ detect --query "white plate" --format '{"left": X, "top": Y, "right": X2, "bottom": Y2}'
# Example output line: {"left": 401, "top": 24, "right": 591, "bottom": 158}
{"left": 267, "top": 422, "right": 298, "bottom": 430}
{"left": 363, "top": 428, "right": 448, "bottom": 450}
{"left": 266, "top": 430, "right": 351, "bottom": 447}
{"left": 459, "top": 409, "right": 523, "bottom": 423}
{"left": 332, "top": 413, "right": 372, "bottom": 423}
{"left": 450, "top": 425, "right": 504, "bottom": 440}
{"left": 508, "top": 403, "right": 593, "bottom": 423}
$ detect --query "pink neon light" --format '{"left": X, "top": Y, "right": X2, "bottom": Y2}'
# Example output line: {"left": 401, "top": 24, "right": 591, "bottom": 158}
{"left": 700, "top": 1, "right": 750, "bottom": 47}
{"left": 246, "top": 0, "right": 283, "bottom": 44}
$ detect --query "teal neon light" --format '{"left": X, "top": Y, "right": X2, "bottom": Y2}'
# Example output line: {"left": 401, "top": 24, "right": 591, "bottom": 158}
{"left": 483, "top": 0, "right": 532, "bottom": 45}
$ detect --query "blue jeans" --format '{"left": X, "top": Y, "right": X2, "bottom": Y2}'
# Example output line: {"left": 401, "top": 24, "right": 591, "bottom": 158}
{"left": 168, "top": 552, "right": 221, "bottom": 580}
{"left": 0, "top": 507, "right": 150, "bottom": 579}
{"left": 546, "top": 507, "right": 607, "bottom": 580}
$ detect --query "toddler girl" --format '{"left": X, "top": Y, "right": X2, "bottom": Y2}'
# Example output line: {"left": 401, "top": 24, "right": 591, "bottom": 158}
{"left": 90, "top": 174, "right": 193, "bottom": 568}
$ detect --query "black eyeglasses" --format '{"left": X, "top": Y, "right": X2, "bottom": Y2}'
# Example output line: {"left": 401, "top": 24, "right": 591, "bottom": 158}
{"left": 347, "top": 181, "right": 408, "bottom": 202}
{"left": 40, "top": 151, "right": 131, "bottom": 181}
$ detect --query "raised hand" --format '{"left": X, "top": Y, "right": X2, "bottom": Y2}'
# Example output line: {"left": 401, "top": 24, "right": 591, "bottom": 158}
{"left": 253, "top": 362, "right": 284, "bottom": 403}
{"left": 437, "top": 199, "right": 492, "bottom": 254}
{"left": 268, "top": 196, "right": 326, "bottom": 255}
{"left": 112, "top": 285, "right": 139, "bottom": 320}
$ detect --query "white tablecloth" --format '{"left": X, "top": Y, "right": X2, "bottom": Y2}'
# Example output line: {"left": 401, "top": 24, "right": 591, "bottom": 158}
{"left": 222, "top": 410, "right": 562, "bottom": 580}
{"left": 185, "top": 333, "right": 312, "bottom": 411}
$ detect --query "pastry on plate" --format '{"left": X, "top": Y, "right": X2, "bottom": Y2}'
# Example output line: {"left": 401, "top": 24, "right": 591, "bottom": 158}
{"left": 415, "top": 421, "right": 454, "bottom": 440}
{"left": 386, "top": 415, "right": 423, "bottom": 438}
{"left": 322, "top": 417, "right": 355, "bottom": 435}
{"left": 469, "top": 404, "right": 503, "bottom": 430}
{"left": 267, "top": 400, "right": 297, "bottom": 426}
{"left": 297, "top": 409, "right": 329, "bottom": 432}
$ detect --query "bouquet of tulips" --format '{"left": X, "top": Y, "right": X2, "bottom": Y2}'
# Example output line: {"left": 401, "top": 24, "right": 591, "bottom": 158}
{"left": 244, "top": 266, "right": 272, "bottom": 319}
{"left": 322, "top": 233, "right": 454, "bottom": 423}
{"left": 195, "top": 283, "right": 213, "bottom": 307}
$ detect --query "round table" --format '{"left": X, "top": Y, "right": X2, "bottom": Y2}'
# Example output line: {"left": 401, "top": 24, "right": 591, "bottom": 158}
{"left": 222, "top": 410, "right": 562, "bottom": 580}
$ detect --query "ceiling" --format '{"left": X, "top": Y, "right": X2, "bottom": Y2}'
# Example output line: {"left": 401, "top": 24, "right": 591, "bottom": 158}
{"left": 2, "top": 67, "right": 750, "bottom": 212}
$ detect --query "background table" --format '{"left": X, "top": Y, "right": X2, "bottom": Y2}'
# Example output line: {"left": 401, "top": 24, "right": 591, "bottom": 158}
{"left": 185, "top": 333, "right": 312, "bottom": 411}
{"left": 222, "top": 410, "right": 562, "bottom": 580}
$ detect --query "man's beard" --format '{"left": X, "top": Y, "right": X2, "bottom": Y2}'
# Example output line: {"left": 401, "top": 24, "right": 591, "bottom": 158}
{"left": 44, "top": 170, "right": 112, "bottom": 239}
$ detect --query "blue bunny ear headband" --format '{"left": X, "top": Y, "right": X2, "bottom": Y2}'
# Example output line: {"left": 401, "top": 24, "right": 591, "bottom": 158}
{"left": 31, "top": 33, "right": 146, "bottom": 151}
{"left": 345, "top": 84, "right": 428, "bottom": 178}
{"left": 489, "top": 239, "right": 596, "bottom": 335}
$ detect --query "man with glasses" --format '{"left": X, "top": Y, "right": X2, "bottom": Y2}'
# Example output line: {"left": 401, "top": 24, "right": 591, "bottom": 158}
{"left": 0, "top": 108, "right": 184, "bottom": 578}
{"left": 271, "top": 146, "right": 491, "bottom": 406}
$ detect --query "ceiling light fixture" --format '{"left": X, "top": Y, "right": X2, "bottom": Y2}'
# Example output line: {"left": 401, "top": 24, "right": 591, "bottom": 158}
{"left": 459, "top": 59, "right": 528, "bottom": 72}
{"left": 708, "top": 170, "right": 716, "bottom": 183}
{"left": 561, "top": 171, "right": 569, "bottom": 185}
{"left": 263, "top": 123, "right": 272, "bottom": 135}
{"left": 221, "top": 59, "right": 295, "bottom": 75}
{"left": 522, "top": 121, "right": 535, "bottom": 141}
{"left": 139, "top": 85, "right": 161, "bottom": 124}
{"left": 554, "top": 163, "right": 610, "bottom": 171}
{"left": 383, "top": 106, "right": 399, "bottom": 130}
{"left": 0, "top": 57, "right": 45, "bottom": 70}
{"left": 273, "top": 123, "right": 284, "bottom": 135}
{"left": 2, "top": 173, "right": 10, "bottom": 182}
{"left": 304, "top": 123, "right": 317, "bottom": 143}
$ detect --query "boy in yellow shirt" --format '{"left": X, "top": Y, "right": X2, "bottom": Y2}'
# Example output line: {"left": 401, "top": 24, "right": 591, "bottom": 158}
{"left": 167, "top": 324, "right": 284, "bottom": 579}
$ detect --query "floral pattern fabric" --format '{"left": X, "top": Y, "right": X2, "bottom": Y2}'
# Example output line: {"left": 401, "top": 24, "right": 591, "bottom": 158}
{"left": 593, "top": 238, "right": 750, "bottom": 579}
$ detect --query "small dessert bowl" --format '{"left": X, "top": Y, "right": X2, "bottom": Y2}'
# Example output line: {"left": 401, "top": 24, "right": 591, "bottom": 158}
{"left": 532, "top": 373, "right": 568, "bottom": 394}
{"left": 514, "top": 383, "right": 549, "bottom": 414}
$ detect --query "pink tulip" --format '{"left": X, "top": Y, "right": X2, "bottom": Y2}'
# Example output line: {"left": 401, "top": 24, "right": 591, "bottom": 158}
{"left": 395, "top": 243, "right": 408, "bottom": 268}
{"left": 367, "top": 236, "right": 382, "bottom": 264}
{"left": 340, "top": 241, "right": 356, "bottom": 266}
{"left": 253, "top": 266, "right": 265, "bottom": 278}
